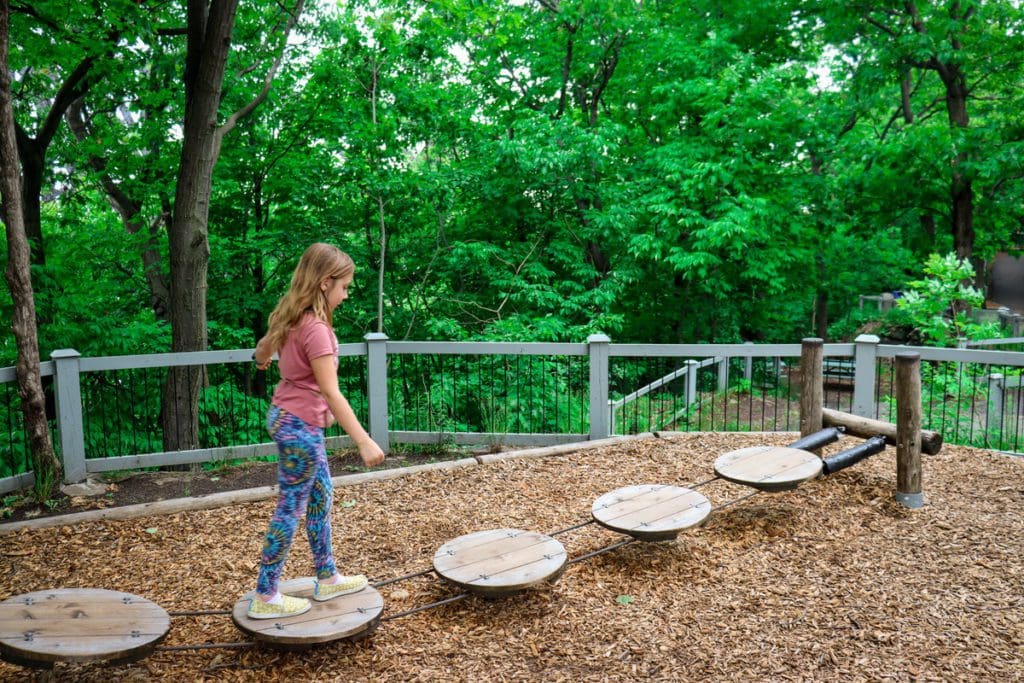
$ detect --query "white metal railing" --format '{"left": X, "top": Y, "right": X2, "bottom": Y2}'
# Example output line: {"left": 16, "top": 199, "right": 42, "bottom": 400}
{"left": 609, "top": 357, "right": 726, "bottom": 434}
{"left": 966, "top": 336, "right": 1024, "bottom": 348}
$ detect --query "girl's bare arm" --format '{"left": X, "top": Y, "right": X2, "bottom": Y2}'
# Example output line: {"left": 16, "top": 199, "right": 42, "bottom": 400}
{"left": 311, "top": 355, "right": 385, "bottom": 466}
{"left": 253, "top": 335, "right": 275, "bottom": 370}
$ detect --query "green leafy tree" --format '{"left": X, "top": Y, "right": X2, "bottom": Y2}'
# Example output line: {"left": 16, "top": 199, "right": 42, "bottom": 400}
{"left": 7, "top": 0, "right": 1024, "bottom": 487}
{"left": 813, "top": 1, "right": 1024, "bottom": 267}
{"left": 891, "top": 252, "right": 995, "bottom": 346}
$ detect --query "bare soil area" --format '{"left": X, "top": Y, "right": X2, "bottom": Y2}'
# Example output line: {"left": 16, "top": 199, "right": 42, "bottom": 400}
{"left": 1, "top": 449, "right": 459, "bottom": 524}
{"left": 1, "top": 432, "right": 1022, "bottom": 682}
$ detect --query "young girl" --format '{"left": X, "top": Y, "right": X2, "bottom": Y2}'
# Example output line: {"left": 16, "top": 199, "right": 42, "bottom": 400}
{"left": 248, "top": 242, "right": 385, "bottom": 619}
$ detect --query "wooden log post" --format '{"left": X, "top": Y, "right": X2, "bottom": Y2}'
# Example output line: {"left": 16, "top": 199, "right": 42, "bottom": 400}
{"left": 821, "top": 408, "right": 944, "bottom": 455}
{"left": 799, "top": 338, "right": 824, "bottom": 452}
{"left": 894, "top": 353, "right": 924, "bottom": 508}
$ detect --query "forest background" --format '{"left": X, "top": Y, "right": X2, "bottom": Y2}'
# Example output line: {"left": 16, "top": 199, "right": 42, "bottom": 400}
{"left": 6, "top": 0, "right": 1024, "bottom": 358}
{"left": 1, "top": 1, "right": 1023, "bottom": 493}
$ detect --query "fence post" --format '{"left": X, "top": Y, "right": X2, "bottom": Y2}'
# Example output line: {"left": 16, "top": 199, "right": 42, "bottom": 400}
{"left": 364, "top": 333, "right": 390, "bottom": 454}
{"left": 997, "top": 307, "right": 1024, "bottom": 336}
{"left": 588, "top": 334, "right": 611, "bottom": 440}
{"left": 716, "top": 357, "right": 729, "bottom": 392}
{"left": 996, "top": 307, "right": 1010, "bottom": 330}
{"left": 51, "top": 349, "right": 86, "bottom": 484}
{"left": 894, "top": 353, "right": 924, "bottom": 508}
{"left": 743, "top": 341, "right": 753, "bottom": 382}
{"left": 799, "top": 338, "right": 823, "bottom": 447}
{"left": 685, "top": 359, "right": 699, "bottom": 406}
{"left": 987, "top": 373, "right": 1005, "bottom": 440}
{"left": 852, "top": 334, "right": 879, "bottom": 418}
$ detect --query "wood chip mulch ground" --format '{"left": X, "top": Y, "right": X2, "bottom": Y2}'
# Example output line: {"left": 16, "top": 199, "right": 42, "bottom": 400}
{"left": 1, "top": 432, "right": 1021, "bottom": 682}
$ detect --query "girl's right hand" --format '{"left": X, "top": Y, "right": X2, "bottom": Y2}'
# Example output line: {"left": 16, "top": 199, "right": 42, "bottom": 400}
{"left": 358, "top": 439, "right": 385, "bottom": 467}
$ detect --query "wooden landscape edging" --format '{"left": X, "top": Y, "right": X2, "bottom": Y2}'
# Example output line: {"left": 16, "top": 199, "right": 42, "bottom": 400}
{"left": 0, "top": 434, "right": 655, "bottom": 535}
{"left": 475, "top": 433, "right": 653, "bottom": 464}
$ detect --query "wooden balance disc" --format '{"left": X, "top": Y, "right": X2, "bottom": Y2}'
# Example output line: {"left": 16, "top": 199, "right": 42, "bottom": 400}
{"left": 0, "top": 588, "right": 170, "bottom": 669}
{"left": 591, "top": 484, "right": 711, "bottom": 541}
{"left": 714, "top": 446, "right": 823, "bottom": 492}
{"left": 433, "top": 528, "right": 567, "bottom": 598}
{"left": 232, "top": 577, "right": 384, "bottom": 648}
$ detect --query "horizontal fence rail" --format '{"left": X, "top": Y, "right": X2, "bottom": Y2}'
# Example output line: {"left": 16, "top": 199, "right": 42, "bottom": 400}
{"left": 1, "top": 335, "right": 1021, "bottom": 494}
{"left": 874, "top": 345, "right": 1024, "bottom": 454}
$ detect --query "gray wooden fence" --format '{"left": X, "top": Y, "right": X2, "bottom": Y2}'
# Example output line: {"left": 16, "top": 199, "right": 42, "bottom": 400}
{"left": 2, "top": 334, "right": 1022, "bottom": 494}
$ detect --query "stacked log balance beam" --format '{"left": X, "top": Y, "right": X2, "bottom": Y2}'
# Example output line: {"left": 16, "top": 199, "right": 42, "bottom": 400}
{"left": 799, "top": 339, "right": 936, "bottom": 508}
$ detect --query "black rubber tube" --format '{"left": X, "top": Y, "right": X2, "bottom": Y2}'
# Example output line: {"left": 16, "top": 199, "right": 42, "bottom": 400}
{"left": 787, "top": 427, "right": 844, "bottom": 452}
{"left": 821, "top": 435, "right": 888, "bottom": 475}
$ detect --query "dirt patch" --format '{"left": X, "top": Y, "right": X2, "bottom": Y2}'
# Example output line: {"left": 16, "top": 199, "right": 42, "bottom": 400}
{"left": 1, "top": 433, "right": 1022, "bottom": 682}
{"left": 1, "top": 448, "right": 471, "bottom": 524}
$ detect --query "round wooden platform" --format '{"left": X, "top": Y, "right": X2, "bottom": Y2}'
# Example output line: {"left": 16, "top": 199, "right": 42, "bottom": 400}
{"left": 432, "top": 528, "right": 567, "bottom": 598}
{"left": 591, "top": 484, "right": 712, "bottom": 541}
{"left": 713, "top": 446, "right": 823, "bottom": 491}
{"left": 0, "top": 588, "right": 170, "bottom": 669}
{"left": 232, "top": 577, "right": 384, "bottom": 648}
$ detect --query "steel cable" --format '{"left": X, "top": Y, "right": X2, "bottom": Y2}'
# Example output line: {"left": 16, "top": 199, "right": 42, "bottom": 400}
{"left": 162, "top": 483, "right": 765, "bottom": 650}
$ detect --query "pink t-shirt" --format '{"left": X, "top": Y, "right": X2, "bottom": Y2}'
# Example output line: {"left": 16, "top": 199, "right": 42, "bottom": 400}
{"left": 271, "top": 313, "right": 338, "bottom": 427}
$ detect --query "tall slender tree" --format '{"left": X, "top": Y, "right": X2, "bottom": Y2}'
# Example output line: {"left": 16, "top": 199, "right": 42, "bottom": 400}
{"left": 161, "top": 0, "right": 241, "bottom": 452}
{"left": 0, "top": 0, "right": 60, "bottom": 498}
{"left": 162, "top": 0, "right": 305, "bottom": 451}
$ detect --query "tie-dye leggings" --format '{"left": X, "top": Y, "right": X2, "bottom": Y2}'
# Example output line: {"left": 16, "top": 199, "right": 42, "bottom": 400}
{"left": 256, "top": 405, "right": 337, "bottom": 596}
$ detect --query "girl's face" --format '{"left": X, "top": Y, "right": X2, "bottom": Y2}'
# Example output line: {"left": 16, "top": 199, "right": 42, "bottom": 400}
{"left": 322, "top": 272, "right": 353, "bottom": 311}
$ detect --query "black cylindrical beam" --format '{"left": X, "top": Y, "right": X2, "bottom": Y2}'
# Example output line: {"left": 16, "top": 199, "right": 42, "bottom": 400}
{"left": 821, "top": 435, "right": 888, "bottom": 475}
{"left": 787, "top": 427, "right": 844, "bottom": 452}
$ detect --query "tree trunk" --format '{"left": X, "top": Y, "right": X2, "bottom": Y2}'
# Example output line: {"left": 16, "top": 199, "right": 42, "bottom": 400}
{"left": 161, "top": 0, "right": 240, "bottom": 452}
{"left": 950, "top": 170, "right": 974, "bottom": 262}
{"left": 904, "top": 1, "right": 975, "bottom": 261}
{"left": 0, "top": 0, "right": 62, "bottom": 499}
{"left": 16, "top": 139, "right": 46, "bottom": 267}
{"left": 944, "top": 76, "right": 973, "bottom": 262}
{"left": 814, "top": 252, "right": 828, "bottom": 339}
{"left": 11, "top": 53, "right": 97, "bottom": 282}
{"left": 376, "top": 193, "right": 387, "bottom": 333}
{"left": 249, "top": 175, "right": 268, "bottom": 396}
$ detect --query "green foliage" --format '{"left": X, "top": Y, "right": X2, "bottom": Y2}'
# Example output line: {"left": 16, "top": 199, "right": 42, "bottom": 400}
{"left": 5, "top": 0, "right": 1024, "bottom": 485}
{"left": 198, "top": 381, "right": 268, "bottom": 449}
{"left": 388, "top": 354, "right": 589, "bottom": 436}
{"left": 890, "top": 253, "right": 992, "bottom": 346}
{"left": 827, "top": 306, "right": 882, "bottom": 343}
{"left": 8, "top": 0, "right": 1021, "bottom": 359}
{"left": 31, "top": 468, "right": 57, "bottom": 505}
{"left": 881, "top": 359, "right": 1020, "bottom": 451}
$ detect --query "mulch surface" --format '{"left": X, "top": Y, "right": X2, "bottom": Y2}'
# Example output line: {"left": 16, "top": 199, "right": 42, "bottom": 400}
{"left": 1, "top": 433, "right": 1021, "bottom": 682}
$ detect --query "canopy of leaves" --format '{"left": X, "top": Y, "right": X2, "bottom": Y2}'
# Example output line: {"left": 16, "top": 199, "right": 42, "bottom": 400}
{"left": 4, "top": 0, "right": 1024, "bottom": 365}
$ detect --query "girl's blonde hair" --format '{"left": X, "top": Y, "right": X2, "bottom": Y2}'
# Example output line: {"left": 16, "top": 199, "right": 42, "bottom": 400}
{"left": 265, "top": 243, "right": 354, "bottom": 352}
